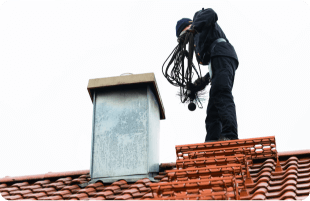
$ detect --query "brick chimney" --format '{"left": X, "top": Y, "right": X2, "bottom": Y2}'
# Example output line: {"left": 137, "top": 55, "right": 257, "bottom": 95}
{"left": 87, "top": 73, "right": 165, "bottom": 183}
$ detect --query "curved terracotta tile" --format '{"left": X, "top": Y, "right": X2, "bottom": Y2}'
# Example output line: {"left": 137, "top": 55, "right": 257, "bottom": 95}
{"left": 33, "top": 187, "right": 56, "bottom": 194}
{"left": 24, "top": 192, "right": 47, "bottom": 199}
{"left": 94, "top": 186, "right": 105, "bottom": 192}
{"left": 11, "top": 182, "right": 29, "bottom": 187}
{"left": 92, "top": 190, "right": 113, "bottom": 198}
{"left": 56, "top": 177, "right": 72, "bottom": 182}
{"left": 139, "top": 187, "right": 151, "bottom": 193}
{"left": 115, "top": 193, "right": 133, "bottom": 200}
{"left": 271, "top": 169, "right": 298, "bottom": 180}
{"left": 269, "top": 174, "right": 298, "bottom": 186}
{"left": 0, "top": 187, "right": 19, "bottom": 193}
{"left": 296, "top": 182, "right": 310, "bottom": 189}
{"left": 250, "top": 159, "right": 275, "bottom": 169}
{"left": 249, "top": 182, "right": 269, "bottom": 194}
{"left": 64, "top": 192, "right": 88, "bottom": 200}
{"left": 10, "top": 189, "right": 32, "bottom": 196}
{"left": 284, "top": 156, "right": 299, "bottom": 163}
{"left": 297, "top": 172, "right": 310, "bottom": 178}
{"left": 41, "top": 195, "right": 63, "bottom": 200}
{"left": 51, "top": 189, "right": 71, "bottom": 198}
{"left": 20, "top": 185, "right": 41, "bottom": 191}
{"left": 2, "top": 194, "right": 23, "bottom": 200}
{"left": 105, "top": 195, "right": 118, "bottom": 200}
{"left": 284, "top": 165, "right": 298, "bottom": 173}
{"left": 250, "top": 163, "right": 275, "bottom": 174}
{"left": 132, "top": 192, "right": 147, "bottom": 198}
{"left": 0, "top": 184, "right": 7, "bottom": 188}
{"left": 296, "top": 189, "right": 310, "bottom": 196}
{"left": 122, "top": 188, "right": 139, "bottom": 195}
{"left": 77, "top": 187, "right": 96, "bottom": 196}
{"left": 266, "top": 185, "right": 297, "bottom": 198}
{"left": 139, "top": 179, "right": 151, "bottom": 184}
{"left": 112, "top": 180, "right": 127, "bottom": 186}
{"left": 267, "top": 179, "right": 297, "bottom": 192}
{"left": 283, "top": 160, "right": 299, "bottom": 170}
{"left": 142, "top": 192, "right": 154, "bottom": 198}
{"left": 252, "top": 171, "right": 272, "bottom": 182}
{"left": 299, "top": 163, "right": 310, "bottom": 169}
{"left": 0, "top": 191, "right": 9, "bottom": 196}
{"left": 251, "top": 167, "right": 274, "bottom": 179}
{"left": 87, "top": 196, "right": 106, "bottom": 200}
{"left": 61, "top": 185, "right": 80, "bottom": 192}
{"left": 85, "top": 182, "right": 104, "bottom": 189}
{"left": 160, "top": 177, "right": 169, "bottom": 182}
{"left": 129, "top": 184, "right": 145, "bottom": 189}
{"left": 278, "top": 191, "right": 297, "bottom": 200}
{"left": 251, "top": 193, "right": 266, "bottom": 200}
{"left": 105, "top": 185, "right": 120, "bottom": 192}
{"left": 298, "top": 167, "right": 310, "bottom": 174}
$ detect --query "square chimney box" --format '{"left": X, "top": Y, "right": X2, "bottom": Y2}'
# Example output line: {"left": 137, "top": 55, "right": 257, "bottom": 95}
{"left": 87, "top": 73, "right": 165, "bottom": 183}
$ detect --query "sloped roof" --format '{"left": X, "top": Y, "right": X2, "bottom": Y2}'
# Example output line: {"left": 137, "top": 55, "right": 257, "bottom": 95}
{"left": 1, "top": 136, "right": 309, "bottom": 200}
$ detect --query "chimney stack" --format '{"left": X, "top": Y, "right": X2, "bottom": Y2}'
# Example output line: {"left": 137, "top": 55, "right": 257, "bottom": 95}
{"left": 87, "top": 73, "right": 165, "bottom": 183}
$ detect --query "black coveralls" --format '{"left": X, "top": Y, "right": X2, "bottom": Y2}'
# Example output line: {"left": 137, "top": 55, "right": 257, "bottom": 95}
{"left": 191, "top": 8, "right": 239, "bottom": 141}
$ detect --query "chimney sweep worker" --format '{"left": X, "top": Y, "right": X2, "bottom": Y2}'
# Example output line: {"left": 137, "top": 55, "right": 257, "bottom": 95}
{"left": 176, "top": 8, "right": 239, "bottom": 142}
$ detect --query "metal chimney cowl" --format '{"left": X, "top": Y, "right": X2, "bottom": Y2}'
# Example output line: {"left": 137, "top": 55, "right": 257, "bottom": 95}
{"left": 87, "top": 73, "right": 165, "bottom": 183}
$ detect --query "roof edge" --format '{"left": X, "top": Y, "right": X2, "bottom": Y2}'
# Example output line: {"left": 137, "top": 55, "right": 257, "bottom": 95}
{"left": 278, "top": 149, "right": 310, "bottom": 157}
{"left": 0, "top": 170, "right": 90, "bottom": 183}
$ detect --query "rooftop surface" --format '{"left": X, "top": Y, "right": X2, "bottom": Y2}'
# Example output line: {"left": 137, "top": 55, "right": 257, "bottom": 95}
{"left": 1, "top": 136, "right": 309, "bottom": 200}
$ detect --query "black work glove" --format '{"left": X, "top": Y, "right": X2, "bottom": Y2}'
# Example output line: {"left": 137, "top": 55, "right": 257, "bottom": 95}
{"left": 193, "top": 73, "right": 210, "bottom": 91}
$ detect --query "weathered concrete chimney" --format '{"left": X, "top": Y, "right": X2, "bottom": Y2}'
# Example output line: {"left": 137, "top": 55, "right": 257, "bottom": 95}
{"left": 87, "top": 73, "right": 165, "bottom": 183}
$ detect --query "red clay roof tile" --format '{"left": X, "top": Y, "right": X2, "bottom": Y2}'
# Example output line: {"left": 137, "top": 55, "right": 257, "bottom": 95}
{"left": 0, "top": 187, "right": 19, "bottom": 192}
{"left": 1, "top": 191, "right": 9, "bottom": 196}
{"left": 10, "top": 189, "right": 33, "bottom": 195}
{"left": 40, "top": 195, "right": 63, "bottom": 200}
{"left": 61, "top": 184, "right": 80, "bottom": 191}
{"left": 0, "top": 136, "right": 310, "bottom": 200}
{"left": 19, "top": 185, "right": 41, "bottom": 191}
{"left": 2, "top": 194, "right": 23, "bottom": 200}
{"left": 114, "top": 193, "right": 132, "bottom": 200}
{"left": 23, "top": 192, "right": 47, "bottom": 199}
{"left": 90, "top": 190, "right": 113, "bottom": 198}
{"left": 85, "top": 182, "right": 104, "bottom": 189}
{"left": 51, "top": 189, "right": 71, "bottom": 197}
{"left": 77, "top": 187, "right": 96, "bottom": 195}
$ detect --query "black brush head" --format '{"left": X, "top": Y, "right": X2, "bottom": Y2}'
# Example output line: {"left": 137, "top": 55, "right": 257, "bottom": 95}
{"left": 188, "top": 102, "right": 196, "bottom": 111}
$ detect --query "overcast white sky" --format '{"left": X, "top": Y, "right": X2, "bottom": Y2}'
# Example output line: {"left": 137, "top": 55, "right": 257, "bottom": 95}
{"left": 1, "top": 0, "right": 310, "bottom": 181}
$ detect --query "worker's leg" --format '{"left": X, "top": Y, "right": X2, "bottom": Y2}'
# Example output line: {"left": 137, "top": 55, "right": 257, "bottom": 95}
{"left": 207, "top": 56, "right": 238, "bottom": 140}
{"left": 205, "top": 87, "right": 222, "bottom": 142}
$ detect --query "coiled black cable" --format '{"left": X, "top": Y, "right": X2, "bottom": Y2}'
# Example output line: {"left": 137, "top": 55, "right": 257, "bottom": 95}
{"left": 162, "top": 31, "right": 205, "bottom": 109}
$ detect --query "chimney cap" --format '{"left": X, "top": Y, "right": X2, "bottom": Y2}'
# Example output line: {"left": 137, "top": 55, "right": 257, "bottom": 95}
{"left": 87, "top": 73, "right": 165, "bottom": 120}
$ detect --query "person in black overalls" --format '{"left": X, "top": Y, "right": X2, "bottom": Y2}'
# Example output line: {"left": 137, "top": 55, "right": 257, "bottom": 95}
{"left": 176, "top": 8, "right": 239, "bottom": 142}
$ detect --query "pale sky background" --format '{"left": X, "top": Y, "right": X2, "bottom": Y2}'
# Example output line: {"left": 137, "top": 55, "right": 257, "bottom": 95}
{"left": 1, "top": 0, "right": 310, "bottom": 181}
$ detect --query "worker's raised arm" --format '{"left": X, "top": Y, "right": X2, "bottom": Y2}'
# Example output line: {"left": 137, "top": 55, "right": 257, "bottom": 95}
{"left": 192, "top": 8, "right": 218, "bottom": 33}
